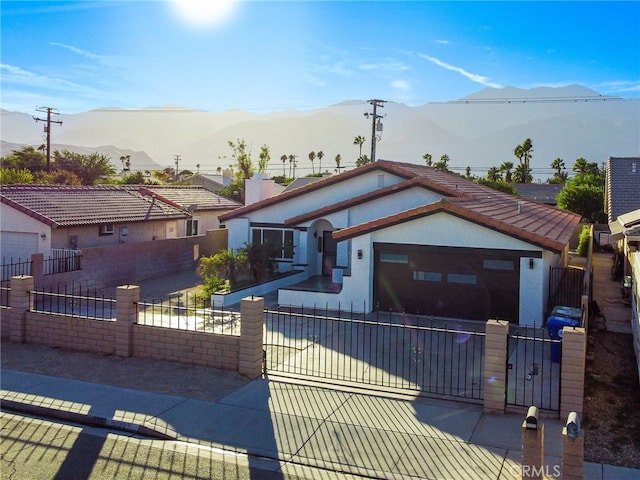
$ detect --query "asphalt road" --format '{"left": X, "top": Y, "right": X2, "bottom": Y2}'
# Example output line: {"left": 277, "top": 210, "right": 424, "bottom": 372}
{"left": 0, "top": 411, "right": 354, "bottom": 480}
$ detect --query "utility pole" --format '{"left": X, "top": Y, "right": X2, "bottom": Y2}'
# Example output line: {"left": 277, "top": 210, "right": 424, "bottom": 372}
{"left": 33, "top": 107, "right": 63, "bottom": 172}
{"left": 174, "top": 155, "right": 181, "bottom": 179}
{"left": 364, "top": 99, "right": 386, "bottom": 162}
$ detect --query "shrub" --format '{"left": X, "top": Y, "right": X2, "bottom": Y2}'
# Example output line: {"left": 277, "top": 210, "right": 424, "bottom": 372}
{"left": 576, "top": 225, "right": 591, "bottom": 256}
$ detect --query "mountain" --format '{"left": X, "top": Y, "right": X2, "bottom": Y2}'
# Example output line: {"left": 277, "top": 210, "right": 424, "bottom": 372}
{"left": 2, "top": 85, "right": 638, "bottom": 180}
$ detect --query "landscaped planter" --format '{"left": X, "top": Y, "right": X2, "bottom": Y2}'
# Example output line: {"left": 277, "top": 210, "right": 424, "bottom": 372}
{"left": 211, "top": 269, "right": 307, "bottom": 307}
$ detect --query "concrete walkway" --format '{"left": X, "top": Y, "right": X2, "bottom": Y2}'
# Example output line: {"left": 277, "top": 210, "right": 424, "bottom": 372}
{"left": 2, "top": 370, "right": 638, "bottom": 480}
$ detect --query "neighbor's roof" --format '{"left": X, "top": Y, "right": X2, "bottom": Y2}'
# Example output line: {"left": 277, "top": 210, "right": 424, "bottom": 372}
{"left": 220, "top": 160, "right": 581, "bottom": 253}
{"left": 609, "top": 208, "right": 640, "bottom": 241}
{"left": 606, "top": 157, "right": 640, "bottom": 222}
{"left": 127, "top": 185, "right": 241, "bottom": 211}
{"left": 0, "top": 184, "right": 190, "bottom": 228}
{"left": 512, "top": 183, "right": 562, "bottom": 205}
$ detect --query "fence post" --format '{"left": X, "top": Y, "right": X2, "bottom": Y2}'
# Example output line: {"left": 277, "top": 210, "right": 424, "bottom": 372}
{"left": 31, "top": 253, "right": 44, "bottom": 283}
{"left": 521, "top": 406, "right": 545, "bottom": 480}
{"left": 239, "top": 296, "right": 264, "bottom": 379}
{"left": 484, "top": 319, "right": 509, "bottom": 413}
{"left": 115, "top": 285, "right": 139, "bottom": 357}
{"left": 561, "top": 327, "right": 586, "bottom": 418}
{"left": 9, "top": 275, "right": 34, "bottom": 344}
{"left": 562, "top": 412, "right": 584, "bottom": 480}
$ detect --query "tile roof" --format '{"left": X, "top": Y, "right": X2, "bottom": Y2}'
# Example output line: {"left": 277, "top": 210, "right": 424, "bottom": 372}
{"left": 606, "top": 157, "right": 640, "bottom": 222}
{"left": 129, "top": 185, "right": 241, "bottom": 211}
{"left": 218, "top": 160, "right": 581, "bottom": 253}
{"left": 0, "top": 184, "right": 190, "bottom": 228}
{"left": 512, "top": 183, "right": 562, "bottom": 204}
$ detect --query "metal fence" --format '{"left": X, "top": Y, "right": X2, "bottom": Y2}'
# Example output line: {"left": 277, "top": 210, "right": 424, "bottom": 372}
{"left": 264, "top": 306, "right": 485, "bottom": 402}
{"left": 137, "top": 294, "right": 240, "bottom": 335}
{"left": 30, "top": 284, "right": 116, "bottom": 320}
{"left": 1, "top": 258, "right": 32, "bottom": 282}
{"left": 44, "top": 249, "right": 82, "bottom": 275}
{"left": 506, "top": 324, "right": 560, "bottom": 412}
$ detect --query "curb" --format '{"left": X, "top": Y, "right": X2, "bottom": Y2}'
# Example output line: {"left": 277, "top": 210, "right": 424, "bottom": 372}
{"left": 1, "top": 398, "right": 177, "bottom": 440}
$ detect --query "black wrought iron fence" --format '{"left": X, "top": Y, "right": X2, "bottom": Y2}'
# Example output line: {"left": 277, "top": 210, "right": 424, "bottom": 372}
{"left": 1, "top": 258, "right": 32, "bottom": 282}
{"left": 136, "top": 294, "right": 240, "bottom": 335}
{"left": 264, "top": 305, "right": 485, "bottom": 402}
{"left": 44, "top": 249, "right": 82, "bottom": 275}
{"left": 30, "top": 284, "right": 115, "bottom": 320}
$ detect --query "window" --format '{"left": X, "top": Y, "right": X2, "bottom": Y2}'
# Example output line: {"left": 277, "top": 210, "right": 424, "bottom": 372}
{"left": 380, "top": 253, "right": 408, "bottom": 264}
{"left": 251, "top": 228, "right": 294, "bottom": 260}
{"left": 186, "top": 218, "right": 199, "bottom": 236}
{"left": 99, "top": 224, "right": 114, "bottom": 235}
{"left": 483, "top": 259, "right": 515, "bottom": 271}
{"left": 447, "top": 273, "right": 477, "bottom": 285}
{"left": 413, "top": 271, "right": 442, "bottom": 282}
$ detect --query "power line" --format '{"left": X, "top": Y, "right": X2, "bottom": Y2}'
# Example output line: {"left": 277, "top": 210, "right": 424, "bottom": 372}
{"left": 364, "top": 99, "right": 386, "bottom": 162}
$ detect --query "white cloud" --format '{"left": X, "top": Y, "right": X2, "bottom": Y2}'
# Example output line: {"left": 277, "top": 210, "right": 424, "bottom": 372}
{"left": 358, "top": 59, "right": 410, "bottom": 73}
{"left": 435, "top": 39, "right": 449, "bottom": 45}
{"left": 49, "top": 42, "right": 102, "bottom": 61}
{"left": 391, "top": 80, "right": 410, "bottom": 92}
{"left": 0, "top": 63, "right": 104, "bottom": 95}
{"left": 418, "top": 54, "right": 502, "bottom": 88}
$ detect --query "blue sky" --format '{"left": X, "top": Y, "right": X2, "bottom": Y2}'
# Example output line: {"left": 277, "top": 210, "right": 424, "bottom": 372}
{"left": 2, "top": 1, "right": 639, "bottom": 114}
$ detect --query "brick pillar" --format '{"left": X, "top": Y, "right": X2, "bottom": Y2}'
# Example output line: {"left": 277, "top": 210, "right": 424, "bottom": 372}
{"left": 521, "top": 419, "right": 545, "bottom": 480}
{"left": 561, "top": 327, "right": 586, "bottom": 418}
{"left": 115, "top": 285, "right": 139, "bottom": 357}
{"left": 484, "top": 319, "right": 509, "bottom": 413}
{"left": 239, "top": 296, "right": 264, "bottom": 379}
{"left": 31, "top": 253, "right": 44, "bottom": 284}
{"left": 562, "top": 414, "right": 584, "bottom": 480}
{"left": 9, "top": 275, "right": 34, "bottom": 344}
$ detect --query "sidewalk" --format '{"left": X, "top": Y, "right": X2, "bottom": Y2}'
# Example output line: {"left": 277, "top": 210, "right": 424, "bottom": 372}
{"left": 2, "top": 370, "right": 638, "bottom": 480}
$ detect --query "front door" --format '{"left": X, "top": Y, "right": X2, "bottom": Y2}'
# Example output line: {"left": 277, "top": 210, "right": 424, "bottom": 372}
{"left": 322, "top": 231, "right": 337, "bottom": 276}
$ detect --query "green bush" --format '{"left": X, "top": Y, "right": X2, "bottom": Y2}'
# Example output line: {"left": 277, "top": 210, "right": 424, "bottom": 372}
{"left": 576, "top": 225, "right": 591, "bottom": 256}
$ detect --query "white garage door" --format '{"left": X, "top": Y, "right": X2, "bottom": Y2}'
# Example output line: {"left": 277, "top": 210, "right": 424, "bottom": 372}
{"left": 1, "top": 231, "right": 38, "bottom": 261}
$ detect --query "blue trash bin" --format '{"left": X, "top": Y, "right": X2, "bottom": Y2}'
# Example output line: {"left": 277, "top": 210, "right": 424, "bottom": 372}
{"left": 547, "top": 306, "right": 582, "bottom": 363}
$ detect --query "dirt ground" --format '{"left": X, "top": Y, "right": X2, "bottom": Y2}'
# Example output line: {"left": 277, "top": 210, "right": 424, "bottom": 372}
{"left": 583, "top": 325, "right": 640, "bottom": 469}
{"left": 0, "top": 341, "right": 251, "bottom": 403}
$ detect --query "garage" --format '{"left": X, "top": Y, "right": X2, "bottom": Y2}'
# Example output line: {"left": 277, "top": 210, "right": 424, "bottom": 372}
{"left": 0, "top": 231, "right": 38, "bottom": 262}
{"left": 374, "top": 243, "right": 529, "bottom": 322}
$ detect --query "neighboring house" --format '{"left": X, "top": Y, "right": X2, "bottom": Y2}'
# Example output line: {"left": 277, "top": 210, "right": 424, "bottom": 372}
{"left": 0, "top": 184, "right": 238, "bottom": 261}
{"left": 513, "top": 183, "right": 563, "bottom": 206}
{"left": 219, "top": 160, "right": 581, "bottom": 325}
{"left": 127, "top": 185, "right": 241, "bottom": 236}
{"left": 281, "top": 176, "right": 324, "bottom": 193}
{"left": 605, "top": 157, "right": 640, "bottom": 223}
{"left": 179, "top": 172, "right": 232, "bottom": 192}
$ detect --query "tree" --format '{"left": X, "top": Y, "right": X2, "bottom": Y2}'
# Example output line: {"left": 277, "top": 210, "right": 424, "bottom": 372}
{"left": 35, "top": 169, "right": 82, "bottom": 185}
{"left": 486, "top": 166, "right": 501, "bottom": 182}
{"left": 120, "top": 155, "right": 131, "bottom": 171}
{"left": 2, "top": 146, "right": 47, "bottom": 172}
{"left": 0, "top": 168, "right": 34, "bottom": 184}
{"left": 433, "top": 154, "right": 450, "bottom": 172}
{"left": 549, "top": 157, "right": 568, "bottom": 184}
{"left": 513, "top": 139, "right": 533, "bottom": 183}
{"left": 121, "top": 171, "right": 147, "bottom": 184}
{"left": 288, "top": 154, "right": 296, "bottom": 178}
{"left": 572, "top": 157, "right": 600, "bottom": 176}
{"left": 356, "top": 154, "right": 371, "bottom": 167}
{"left": 353, "top": 135, "right": 366, "bottom": 163}
{"left": 512, "top": 163, "right": 533, "bottom": 183}
{"left": 475, "top": 178, "right": 519, "bottom": 195}
{"left": 258, "top": 144, "right": 270, "bottom": 174}
{"left": 280, "top": 155, "right": 287, "bottom": 176}
{"left": 464, "top": 166, "right": 472, "bottom": 179}
{"left": 317, "top": 150, "right": 324, "bottom": 174}
{"left": 334, "top": 154, "right": 342, "bottom": 173}
{"left": 52, "top": 150, "right": 115, "bottom": 185}
{"left": 557, "top": 174, "right": 606, "bottom": 223}
{"left": 308, "top": 151, "right": 316, "bottom": 174}
{"left": 499, "top": 161, "right": 514, "bottom": 182}
{"left": 423, "top": 153, "right": 432, "bottom": 166}
{"left": 227, "top": 139, "right": 253, "bottom": 180}
{"left": 198, "top": 249, "right": 247, "bottom": 289}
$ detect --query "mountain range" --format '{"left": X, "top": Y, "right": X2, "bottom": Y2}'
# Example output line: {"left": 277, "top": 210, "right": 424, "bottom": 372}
{"left": 2, "top": 85, "right": 638, "bottom": 181}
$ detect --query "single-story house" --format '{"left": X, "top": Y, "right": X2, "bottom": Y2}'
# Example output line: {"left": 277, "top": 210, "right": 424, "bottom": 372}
{"left": 0, "top": 184, "right": 239, "bottom": 260}
{"left": 513, "top": 183, "right": 563, "bottom": 206}
{"left": 219, "top": 160, "right": 581, "bottom": 325}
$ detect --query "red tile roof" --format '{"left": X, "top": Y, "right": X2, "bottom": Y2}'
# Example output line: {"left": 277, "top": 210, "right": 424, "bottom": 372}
{"left": 127, "top": 185, "right": 241, "bottom": 211}
{"left": 0, "top": 184, "right": 191, "bottom": 228}
{"left": 218, "top": 160, "right": 581, "bottom": 253}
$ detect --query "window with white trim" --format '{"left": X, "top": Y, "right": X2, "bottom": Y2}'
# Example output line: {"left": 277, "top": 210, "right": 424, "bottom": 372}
{"left": 186, "top": 218, "right": 200, "bottom": 236}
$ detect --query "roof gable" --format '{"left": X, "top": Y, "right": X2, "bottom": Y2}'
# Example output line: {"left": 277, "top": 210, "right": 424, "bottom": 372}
{"left": 606, "top": 157, "right": 640, "bottom": 221}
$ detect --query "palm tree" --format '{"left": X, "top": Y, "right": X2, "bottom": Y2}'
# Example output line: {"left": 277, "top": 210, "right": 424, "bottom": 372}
{"left": 316, "top": 150, "right": 324, "bottom": 174}
{"left": 486, "top": 166, "right": 501, "bottom": 182}
{"left": 334, "top": 154, "right": 342, "bottom": 173}
{"left": 551, "top": 157, "right": 565, "bottom": 175}
{"left": 308, "top": 151, "right": 316, "bottom": 174}
{"left": 280, "top": 154, "right": 287, "bottom": 176}
{"left": 513, "top": 139, "right": 533, "bottom": 183}
{"left": 196, "top": 163, "right": 200, "bottom": 173}
{"left": 433, "top": 154, "right": 450, "bottom": 172}
{"left": 423, "top": 153, "right": 432, "bottom": 166}
{"left": 499, "top": 161, "right": 514, "bottom": 182}
{"left": 288, "top": 154, "right": 296, "bottom": 178}
{"left": 353, "top": 135, "right": 366, "bottom": 163}
{"left": 513, "top": 163, "right": 533, "bottom": 183}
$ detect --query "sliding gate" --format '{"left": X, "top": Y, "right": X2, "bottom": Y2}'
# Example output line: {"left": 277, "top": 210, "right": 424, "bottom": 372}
{"left": 264, "top": 307, "right": 485, "bottom": 402}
